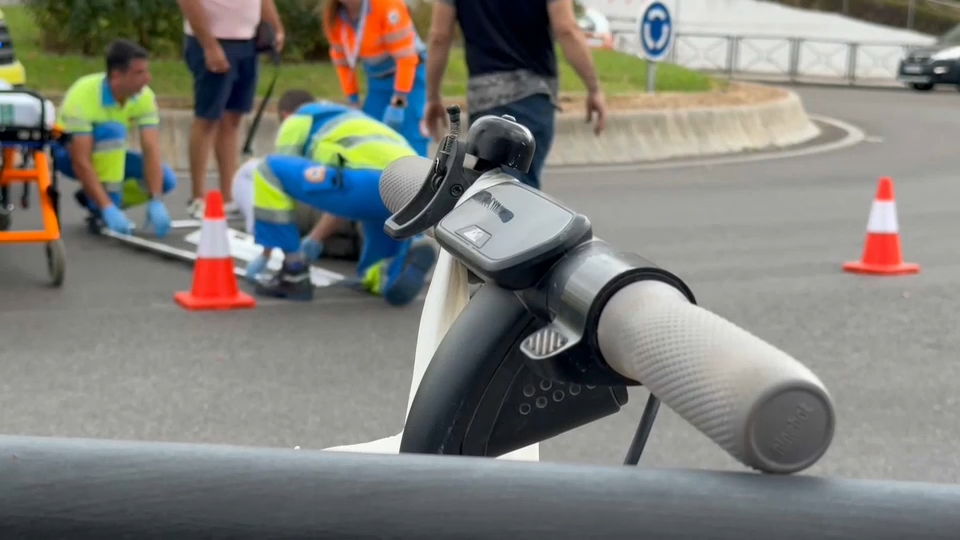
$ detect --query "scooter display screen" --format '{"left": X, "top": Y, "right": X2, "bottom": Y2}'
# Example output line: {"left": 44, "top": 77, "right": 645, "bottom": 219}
{"left": 434, "top": 180, "right": 591, "bottom": 290}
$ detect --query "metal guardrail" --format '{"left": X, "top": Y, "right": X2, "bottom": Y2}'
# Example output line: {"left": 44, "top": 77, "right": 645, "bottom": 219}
{"left": 613, "top": 30, "right": 923, "bottom": 87}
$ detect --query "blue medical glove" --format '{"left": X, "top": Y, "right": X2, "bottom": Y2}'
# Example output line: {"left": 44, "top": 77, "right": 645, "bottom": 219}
{"left": 101, "top": 204, "right": 133, "bottom": 235}
{"left": 383, "top": 105, "right": 405, "bottom": 130}
{"left": 347, "top": 93, "right": 360, "bottom": 107}
{"left": 300, "top": 237, "right": 324, "bottom": 262}
{"left": 245, "top": 253, "right": 269, "bottom": 284}
{"left": 145, "top": 199, "right": 171, "bottom": 238}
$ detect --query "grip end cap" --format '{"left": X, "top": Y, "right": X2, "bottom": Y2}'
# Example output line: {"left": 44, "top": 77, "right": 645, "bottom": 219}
{"left": 747, "top": 386, "right": 835, "bottom": 475}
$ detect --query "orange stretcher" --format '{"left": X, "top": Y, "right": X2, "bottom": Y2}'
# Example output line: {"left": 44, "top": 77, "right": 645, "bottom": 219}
{"left": 0, "top": 89, "right": 65, "bottom": 287}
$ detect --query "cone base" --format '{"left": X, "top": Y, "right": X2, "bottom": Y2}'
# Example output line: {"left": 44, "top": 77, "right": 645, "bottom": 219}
{"left": 842, "top": 260, "right": 920, "bottom": 276}
{"left": 174, "top": 290, "right": 257, "bottom": 311}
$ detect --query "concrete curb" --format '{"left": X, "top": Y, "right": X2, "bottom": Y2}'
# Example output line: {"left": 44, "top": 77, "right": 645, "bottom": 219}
{"left": 127, "top": 88, "right": 819, "bottom": 170}
{"left": 546, "top": 89, "right": 819, "bottom": 166}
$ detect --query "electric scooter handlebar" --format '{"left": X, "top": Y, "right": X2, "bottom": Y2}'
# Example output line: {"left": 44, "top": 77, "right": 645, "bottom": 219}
{"left": 596, "top": 279, "right": 834, "bottom": 473}
{"left": 380, "top": 155, "right": 436, "bottom": 216}
{"left": 379, "top": 154, "right": 835, "bottom": 474}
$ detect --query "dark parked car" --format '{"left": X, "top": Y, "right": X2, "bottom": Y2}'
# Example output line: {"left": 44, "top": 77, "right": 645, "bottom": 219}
{"left": 898, "top": 24, "right": 960, "bottom": 91}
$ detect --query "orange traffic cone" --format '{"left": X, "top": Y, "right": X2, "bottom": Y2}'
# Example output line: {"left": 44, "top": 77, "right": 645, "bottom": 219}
{"left": 843, "top": 177, "right": 919, "bottom": 276}
{"left": 174, "top": 190, "right": 256, "bottom": 310}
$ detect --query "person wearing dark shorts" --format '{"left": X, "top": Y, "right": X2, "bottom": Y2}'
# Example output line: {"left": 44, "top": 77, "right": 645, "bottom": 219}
{"left": 177, "top": 0, "right": 285, "bottom": 219}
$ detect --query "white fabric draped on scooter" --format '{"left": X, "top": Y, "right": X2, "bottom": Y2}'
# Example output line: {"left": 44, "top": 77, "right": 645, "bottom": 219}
{"left": 322, "top": 171, "right": 540, "bottom": 462}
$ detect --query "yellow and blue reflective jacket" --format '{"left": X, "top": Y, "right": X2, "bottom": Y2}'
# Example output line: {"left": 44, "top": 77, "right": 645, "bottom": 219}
{"left": 56, "top": 73, "right": 159, "bottom": 191}
{"left": 274, "top": 100, "right": 415, "bottom": 170}
{"left": 252, "top": 101, "right": 416, "bottom": 226}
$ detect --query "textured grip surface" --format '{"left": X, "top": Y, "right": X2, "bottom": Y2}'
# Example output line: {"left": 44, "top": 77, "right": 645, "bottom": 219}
{"left": 597, "top": 281, "right": 835, "bottom": 474}
{"left": 379, "top": 155, "right": 435, "bottom": 214}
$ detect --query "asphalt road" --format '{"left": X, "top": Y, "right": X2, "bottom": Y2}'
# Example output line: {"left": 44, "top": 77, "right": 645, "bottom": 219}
{"left": 2, "top": 86, "right": 959, "bottom": 486}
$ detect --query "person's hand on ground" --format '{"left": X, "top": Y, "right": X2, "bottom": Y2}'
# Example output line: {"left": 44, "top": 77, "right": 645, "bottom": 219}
{"left": 146, "top": 199, "right": 171, "bottom": 238}
{"left": 203, "top": 41, "right": 230, "bottom": 73}
{"left": 101, "top": 205, "right": 134, "bottom": 235}
{"left": 585, "top": 90, "right": 607, "bottom": 136}
{"left": 424, "top": 99, "right": 449, "bottom": 140}
{"left": 300, "top": 237, "right": 324, "bottom": 262}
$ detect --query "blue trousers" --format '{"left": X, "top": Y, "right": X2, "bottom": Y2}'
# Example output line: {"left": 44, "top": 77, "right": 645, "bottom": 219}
{"left": 469, "top": 93, "right": 556, "bottom": 191}
{"left": 364, "top": 63, "right": 429, "bottom": 157}
{"left": 253, "top": 154, "right": 411, "bottom": 277}
{"left": 52, "top": 145, "right": 177, "bottom": 209}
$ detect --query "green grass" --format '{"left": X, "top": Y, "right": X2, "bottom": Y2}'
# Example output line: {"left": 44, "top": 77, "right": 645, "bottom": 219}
{"left": 3, "top": 6, "right": 713, "bottom": 102}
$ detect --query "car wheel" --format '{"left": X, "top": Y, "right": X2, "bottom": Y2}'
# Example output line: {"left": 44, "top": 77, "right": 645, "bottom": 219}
{"left": 911, "top": 83, "right": 935, "bottom": 91}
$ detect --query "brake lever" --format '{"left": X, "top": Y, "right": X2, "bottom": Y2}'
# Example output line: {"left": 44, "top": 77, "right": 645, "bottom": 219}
{"left": 384, "top": 105, "right": 475, "bottom": 240}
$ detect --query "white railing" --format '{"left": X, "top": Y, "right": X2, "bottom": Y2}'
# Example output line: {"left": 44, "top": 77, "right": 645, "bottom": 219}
{"left": 614, "top": 31, "right": 924, "bottom": 86}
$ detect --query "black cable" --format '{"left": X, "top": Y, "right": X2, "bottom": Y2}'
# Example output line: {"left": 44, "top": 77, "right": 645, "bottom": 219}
{"left": 623, "top": 393, "right": 661, "bottom": 466}
{"left": 241, "top": 48, "right": 281, "bottom": 159}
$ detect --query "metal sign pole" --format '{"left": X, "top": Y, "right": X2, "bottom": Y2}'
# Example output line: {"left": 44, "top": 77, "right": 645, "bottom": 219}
{"left": 638, "top": 0, "right": 674, "bottom": 96}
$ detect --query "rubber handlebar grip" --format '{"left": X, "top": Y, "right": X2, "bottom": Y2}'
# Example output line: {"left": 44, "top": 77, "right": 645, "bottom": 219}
{"left": 596, "top": 280, "right": 836, "bottom": 474}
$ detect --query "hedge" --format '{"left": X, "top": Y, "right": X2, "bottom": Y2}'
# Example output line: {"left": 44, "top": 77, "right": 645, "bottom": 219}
{"left": 768, "top": 0, "right": 960, "bottom": 36}
{"left": 24, "top": 0, "right": 438, "bottom": 61}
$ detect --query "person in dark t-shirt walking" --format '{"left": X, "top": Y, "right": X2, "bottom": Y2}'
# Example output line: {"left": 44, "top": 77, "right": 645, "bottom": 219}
{"left": 423, "top": 0, "right": 606, "bottom": 190}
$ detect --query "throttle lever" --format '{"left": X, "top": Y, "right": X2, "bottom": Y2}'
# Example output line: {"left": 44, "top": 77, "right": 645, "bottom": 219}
{"left": 383, "top": 105, "right": 474, "bottom": 240}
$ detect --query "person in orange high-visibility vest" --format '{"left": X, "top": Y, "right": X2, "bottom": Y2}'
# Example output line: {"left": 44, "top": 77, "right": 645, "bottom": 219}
{"left": 321, "top": 0, "right": 429, "bottom": 157}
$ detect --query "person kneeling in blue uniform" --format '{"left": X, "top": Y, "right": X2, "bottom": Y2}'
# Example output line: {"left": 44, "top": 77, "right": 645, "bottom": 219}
{"left": 251, "top": 97, "right": 437, "bottom": 304}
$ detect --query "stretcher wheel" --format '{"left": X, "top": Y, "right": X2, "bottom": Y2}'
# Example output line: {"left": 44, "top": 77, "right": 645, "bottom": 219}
{"left": 45, "top": 239, "right": 65, "bottom": 287}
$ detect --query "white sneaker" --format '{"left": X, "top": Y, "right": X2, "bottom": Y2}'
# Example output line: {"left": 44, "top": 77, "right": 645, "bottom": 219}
{"left": 223, "top": 200, "right": 241, "bottom": 217}
{"left": 189, "top": 198, "right": 241, "bottom": 220}
{"left": 187, "top": 198, "right": 205, "bottom": 219}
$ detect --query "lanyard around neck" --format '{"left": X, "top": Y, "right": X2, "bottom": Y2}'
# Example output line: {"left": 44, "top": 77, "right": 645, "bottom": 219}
{"left": 340, "top": 0, "right": 370, "bottom": 70}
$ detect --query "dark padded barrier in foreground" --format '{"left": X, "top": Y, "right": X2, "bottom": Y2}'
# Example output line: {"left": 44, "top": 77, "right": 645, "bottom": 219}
{"left": 1, "top": 435, "right": 959, "bottom": 539}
